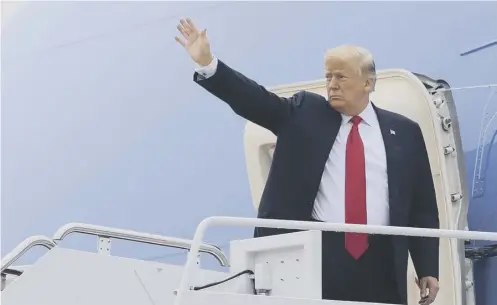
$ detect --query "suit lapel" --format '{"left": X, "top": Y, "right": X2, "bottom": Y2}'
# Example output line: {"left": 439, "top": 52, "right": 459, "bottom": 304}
{"left": 373, "top": 105, "right": 402, "bottom": 224}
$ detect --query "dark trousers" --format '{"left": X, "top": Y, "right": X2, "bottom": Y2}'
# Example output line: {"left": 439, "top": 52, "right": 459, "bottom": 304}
{"left": 321, "top": 230, "right": 402, "bottom": 303}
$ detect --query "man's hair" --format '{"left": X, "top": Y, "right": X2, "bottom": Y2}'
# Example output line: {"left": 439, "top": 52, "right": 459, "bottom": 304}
{"left": 324, "top": 45, "right": 376, "bottom": 92}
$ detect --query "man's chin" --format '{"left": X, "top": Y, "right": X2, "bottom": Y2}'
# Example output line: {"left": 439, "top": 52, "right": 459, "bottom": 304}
{"left": 328, "top": 98, "right": 345, "bottom": 109}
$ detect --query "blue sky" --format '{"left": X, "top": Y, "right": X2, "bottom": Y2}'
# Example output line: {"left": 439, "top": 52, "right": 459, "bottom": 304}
{"left": 1, "top": 1, "right": 496, "bottom": 277}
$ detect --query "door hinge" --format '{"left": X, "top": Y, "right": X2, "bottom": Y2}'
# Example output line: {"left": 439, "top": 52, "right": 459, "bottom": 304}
{"left": 441, "top": 117, "right": 452, "bottom": 131}
{"left": 444, "top": 145, "right": 455, "bottom": 155}
{"left": 451, "top": 193, "right": 463, "bottom": 202}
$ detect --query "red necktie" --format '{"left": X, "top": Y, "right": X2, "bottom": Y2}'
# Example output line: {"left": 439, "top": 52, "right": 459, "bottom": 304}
{"left": 345, "top": 116, "right": 369, "bottom": 259}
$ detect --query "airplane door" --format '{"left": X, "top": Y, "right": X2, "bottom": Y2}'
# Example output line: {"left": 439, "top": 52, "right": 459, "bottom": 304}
{"left": 243, "top": 69, "right": 470, "bottom": 305}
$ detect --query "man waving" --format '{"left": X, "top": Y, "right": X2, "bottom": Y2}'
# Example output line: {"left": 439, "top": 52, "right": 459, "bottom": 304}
{"left": 175, "top": 18, "right": 440, "bottom": 305}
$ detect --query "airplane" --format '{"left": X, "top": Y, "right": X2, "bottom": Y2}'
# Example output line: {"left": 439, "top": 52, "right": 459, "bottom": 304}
{"left": 1, "top": 2, "right": 496, "bottom": 305}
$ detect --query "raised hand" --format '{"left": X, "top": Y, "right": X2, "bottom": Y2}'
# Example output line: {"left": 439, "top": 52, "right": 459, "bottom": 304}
{"left": 175, "top": 18, "right": 213, "bottom": 67}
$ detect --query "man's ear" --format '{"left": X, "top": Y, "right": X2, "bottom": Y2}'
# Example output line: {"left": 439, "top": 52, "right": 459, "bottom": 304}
{"left": 364, "top": 78, "right": 374, "bottom": 93}
{"left": 364, "top": 78, "right": 373, "bottom": 93}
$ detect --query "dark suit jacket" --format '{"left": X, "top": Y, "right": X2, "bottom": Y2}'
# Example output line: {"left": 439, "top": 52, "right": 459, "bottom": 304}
{"left": 194, "top": 59, "right": 440, "bottom": 302}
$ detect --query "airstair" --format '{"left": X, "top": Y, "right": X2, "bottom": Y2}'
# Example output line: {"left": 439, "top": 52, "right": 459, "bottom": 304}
{"left": 2, "top": 68, "right": 496, "bottom": 305}
{"left": 1, "top": 218, "right": 497, "bottom": 305}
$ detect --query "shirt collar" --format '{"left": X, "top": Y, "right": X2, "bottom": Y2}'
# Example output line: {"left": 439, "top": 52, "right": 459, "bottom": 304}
{"left": 340, "top": 101, "right": 376, "bottom": 127}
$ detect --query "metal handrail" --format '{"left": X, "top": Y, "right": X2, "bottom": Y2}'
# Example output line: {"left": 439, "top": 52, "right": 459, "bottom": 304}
{"left": 1, "top": 236, "right": 56, "bottom": 273}
{"left": 174, "top": 216, "right": 497, "bottom": 305}
{"left": 52, "top": 222, "right": 229, "bottom": 266}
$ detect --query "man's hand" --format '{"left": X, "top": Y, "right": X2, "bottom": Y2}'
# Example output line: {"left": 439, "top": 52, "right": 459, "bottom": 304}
{"left": 415, "top": 276, "right": 439, "bottom": 305}
{"left": 175, "top": 18, "right": 213, "bottom": 67}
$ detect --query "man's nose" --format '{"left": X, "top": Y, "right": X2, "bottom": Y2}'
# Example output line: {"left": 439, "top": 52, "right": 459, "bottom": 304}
{"left": 328, "top": 77, "right": 339, "bottom": 89}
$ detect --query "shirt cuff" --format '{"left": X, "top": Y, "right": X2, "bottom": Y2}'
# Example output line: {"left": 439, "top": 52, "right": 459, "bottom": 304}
{"left": 194, "top": 56, "right": 218, "bottom": 79}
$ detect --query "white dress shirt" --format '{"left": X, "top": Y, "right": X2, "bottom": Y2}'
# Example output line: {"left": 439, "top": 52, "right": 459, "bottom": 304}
{"left": 312, "top": 103, "right": 390, "bottom": 226}
{"left": 196, "top": 57, "right": 390, "bottom": 226}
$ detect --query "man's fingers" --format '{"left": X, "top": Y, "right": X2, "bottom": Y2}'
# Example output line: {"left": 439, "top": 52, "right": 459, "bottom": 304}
{"left": 186, "top": 18, "right": 199, "bottom": 33}
{"left": 177, "top": 24, "right": 189, "bottom": 39}
{"left": 175, "top": 36, "right": 185, "bottom": 47}
{"left": 180, "top": 19, "right": 196, "bottom": 36}
{"left": 427, "top": 283, "right": 439, "bottom": 301}
{"left": 421, "top": 293, "right": 436, "bottom": 305}
{"left": 420, "top": 279, "right": 427, "bottom": 298}
{"left": 176, "top": 18, "right": 203, "bottom": 49}
{"left": 418, "top": 279, "right": 438, "bottom": 305}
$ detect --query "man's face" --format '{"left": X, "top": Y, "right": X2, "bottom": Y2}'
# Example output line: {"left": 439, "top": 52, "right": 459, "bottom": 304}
{"left": 324, "top": 57, "right": 371, "bottom": 115}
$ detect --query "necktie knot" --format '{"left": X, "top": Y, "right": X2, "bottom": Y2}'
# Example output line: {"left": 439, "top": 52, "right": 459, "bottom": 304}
{"left": 350, "top": 116, "right": 362, "bottom": 126}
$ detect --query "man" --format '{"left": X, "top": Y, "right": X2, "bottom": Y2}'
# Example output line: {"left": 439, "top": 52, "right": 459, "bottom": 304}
{"left": 175, "top": 18, "right": 440, "bottom": 305}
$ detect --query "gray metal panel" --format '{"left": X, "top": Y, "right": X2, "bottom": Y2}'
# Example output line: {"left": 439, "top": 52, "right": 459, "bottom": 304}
{"left": 1, "top": 247, "right": 234, "bottom": 305}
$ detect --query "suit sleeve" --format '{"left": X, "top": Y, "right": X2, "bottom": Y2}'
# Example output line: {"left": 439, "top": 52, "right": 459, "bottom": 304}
{"left": 193, "top": 59, "right": 303, "bottom": 134}
{"left": 408, "top": 123, "right": 440, "bottom": 279}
